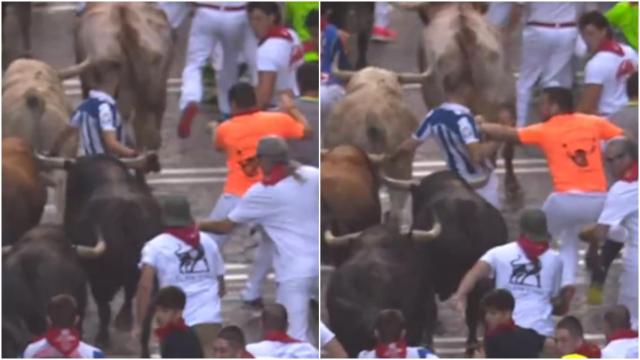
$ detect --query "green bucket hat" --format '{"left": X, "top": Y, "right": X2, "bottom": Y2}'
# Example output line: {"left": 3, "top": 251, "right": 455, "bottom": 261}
{"left": 519, "top": 208, "right": 551, "bottom": 242}
{"left": 159, "top": 195, "right": 194, "bottom": 227}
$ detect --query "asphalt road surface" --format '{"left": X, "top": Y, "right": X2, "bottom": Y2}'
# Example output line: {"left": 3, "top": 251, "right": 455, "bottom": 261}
{"left": 320, "top": 4, "right": 622, "bottom": 357}
{"left": 3, "top": 3, "right": 291, "bottom": 357}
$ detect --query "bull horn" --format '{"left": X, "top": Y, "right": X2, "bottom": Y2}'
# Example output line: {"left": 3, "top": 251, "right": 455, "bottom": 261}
{"left": 74, "top": 228, "right": 107, "bottom": 259}
{"left": 120, "top": 151, "right": 155, "bottom": 170}
{"left": 2, "top": 246, "right": 12, "bottom": 255}
{"left": 410, "top": 212, "right": 442, "bottom": 242}
{"left": 367, "top": 153, "right": 386, "bottom": 164}
{"left": 397, "top": 67, "right": 433, "bottom": 84}
{"left": 331, "top": 69, "right": 356, "bottom": 82}
{"left": 381, "top": 173, "right": 419, "bottom": 190}
{"left": 324, "top": 229, "right": 361, "bottom": 245}
{"left": 57, "top": 57, "right": 92, "bottom": 80}
{"left": 35, "top": 153, "right": 74, "bottom": 170}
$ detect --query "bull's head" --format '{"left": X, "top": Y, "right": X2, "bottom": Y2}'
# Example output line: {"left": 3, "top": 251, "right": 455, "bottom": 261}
{"left": 331, "top": 66, "right": 433, "bottom": 93}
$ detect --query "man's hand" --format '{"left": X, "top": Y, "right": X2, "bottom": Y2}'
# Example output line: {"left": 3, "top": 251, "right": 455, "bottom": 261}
{"left": 449, "top": 292, "right": 467, "bottom": 314}
{"left": 278, "top": 92, "right": 296, "bottom": 113}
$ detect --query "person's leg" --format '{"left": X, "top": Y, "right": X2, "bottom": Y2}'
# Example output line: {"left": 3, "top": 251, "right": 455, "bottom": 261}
{"left": 206, "top": 193, "right": 240, "bottom": 250}
{"left": 241, "top": 231, "right": 273, "bottom": 302}
{"left": 276, "top": 277, "right": 317, "bottom": 342}
{"left": 516, "top": 26, "right": 544, "bottom": 128}
{"left": 539, "top": 27, "right": 577, "bottom": 89}
{"left": 242, "top": 21, "right": 258, "bottom": 85}
{"left": 217, "top": 12, "right": 246, "bottom": 116}
{"left": 372, "top": 2, "right": 396, "bottom": 42}
{"left": 192, "top": 323, "right": 222, "bottom": 357}
{"left": 179, "top": 9, "right": 216, "bottom": 137}
{"left": 473, "top": 172, "right": 500, "bottom": 209}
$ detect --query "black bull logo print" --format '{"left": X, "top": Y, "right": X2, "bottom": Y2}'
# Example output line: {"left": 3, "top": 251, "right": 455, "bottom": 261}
{"left": 175, "top": 245, "right": 210, "bottom": 274}
{"left": 562, "top": 137, "right": 597, "bottom": 168}
{"left": 509, "top": 255, "right": 542, "bottom": 288}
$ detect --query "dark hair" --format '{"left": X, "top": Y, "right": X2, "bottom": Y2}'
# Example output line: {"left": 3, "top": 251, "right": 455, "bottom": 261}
{"left": 542, "top": 87, "right": 574, "bottom": 113}
{"left": 578, "top": 11, "right": 612, "bottom": 38}
{"left": 247, "top": 2, "right": 281, "bottom": 24}
{"left": 305, "top": 9, "right": 318, "bottom": 29}
{"left": 228, "top": 82, "right": 257, "bottom": 109}
{"left": 375, "top": 309, "right": 406, "bottom": 343}
{"left": 217, "top": 326, "right": 247, "bottom": 351}
{"left": 297, "top": 62, "right": 319, "bottom": 94}
{"left": 556, "top": 316, "right": 584, "bottom": 340}
{"left": 627, "top": 72, "right": 638, "bottom": 99}
{"left": 47, "top": 294, "right": 78, "bottom": 328}
{"left": 155, "top": 286, "right": 186, "bottom": 310}
{"left": 604, "top": 305, "right": 632, "bottom": 331}
{"left": 262, "top": 303, "right": 288, "bottom": 331}
{"left": 481, "top": 289, "right": 515, "bottom": 312}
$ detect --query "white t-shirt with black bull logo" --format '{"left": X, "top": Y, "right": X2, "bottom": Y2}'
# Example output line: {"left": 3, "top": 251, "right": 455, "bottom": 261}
{"left": 140, "top": 232, "right": 225, "bottom": 325}
{"left": 480, "top": 242, "right": 563, "bottom": 336}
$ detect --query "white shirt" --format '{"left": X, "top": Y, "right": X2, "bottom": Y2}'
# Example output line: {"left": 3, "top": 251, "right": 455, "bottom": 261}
{"left": 257, "top": 28, "right": 304, "bottom": 102}
{"left": 320, "top": 321, "right": 335, "bottom": 347}
{"left": 524, "top": 3, "right": 577, "bottom": 23}
{"left": 584, "top": 44, "right": 638, "bottom": 115}
{"left": 598, "top": 180, "right": 638, "bottom": 298}
{"left": 22, "top": 338, "right": 104, "bottom": 358}
{"left": 228, "top": 166, "right": 319, "bottom": 282}
{"left": 480, "top": 242, "right": 563, "bottom": 336}
{"left": 602, "top": 337, "right": 639, "bottom": 358}
{"left": 139, "top": 232, "right": 225, "bottom": 325}
{"left": 358, "top": 347, "right": 439, "bottom": 358}
{"left": 247, "top": 340, "right": 319, "bottom": 358}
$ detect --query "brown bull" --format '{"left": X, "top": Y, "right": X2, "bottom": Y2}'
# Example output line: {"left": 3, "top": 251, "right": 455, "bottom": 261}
{"left": 2, "top": 138, "right": 47, "bottom": 246}
{"left": 321, "top": 145, "right": 382, "bottom": 265}
{"left": 74, "top": 2, "right": 174, "bottom": 150}
{"left": 324, "top": 67, "right": 423, "bottom": 220}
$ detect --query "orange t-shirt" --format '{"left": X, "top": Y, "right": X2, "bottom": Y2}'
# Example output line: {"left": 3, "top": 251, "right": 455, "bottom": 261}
{"left": 215, "top": 110, "right": 305, "bottom": 196}
{"left": 517, "top": 113, "right": 623, "bottom": 193}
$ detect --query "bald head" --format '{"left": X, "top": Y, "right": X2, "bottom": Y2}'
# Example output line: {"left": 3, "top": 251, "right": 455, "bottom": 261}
{"left": 604, "top": 305, "right": 631, "bottom": 334}
{"left": 262, "top": 303, "right": 288, "bottom": 332}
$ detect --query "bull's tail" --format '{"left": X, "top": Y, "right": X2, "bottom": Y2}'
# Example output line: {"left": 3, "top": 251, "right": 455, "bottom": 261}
{"left": 24, "top": 87, "right": 46, "bottom": 152}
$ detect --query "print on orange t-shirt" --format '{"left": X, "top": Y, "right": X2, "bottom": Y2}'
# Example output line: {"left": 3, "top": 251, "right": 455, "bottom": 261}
{"left": 517, "top": 113, "right": 623, "bottom": 193}
{"left": 215, "top": 110, "right": 305, "bottom": 196}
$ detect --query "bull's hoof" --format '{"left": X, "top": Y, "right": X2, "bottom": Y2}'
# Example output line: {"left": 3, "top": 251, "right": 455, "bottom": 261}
{"left": 96, "top": 331, "right": 110, "bottom": 350}
{"left": 115, "top": 307, "right": 133, "bottom": 332}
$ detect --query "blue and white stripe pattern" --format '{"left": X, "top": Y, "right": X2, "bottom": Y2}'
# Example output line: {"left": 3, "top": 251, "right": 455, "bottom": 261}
{"left": 413, "top": 102, "right": 493, "bottom": 184}
{"left": 70, "top": 90, "right": 125, "bottom": 156}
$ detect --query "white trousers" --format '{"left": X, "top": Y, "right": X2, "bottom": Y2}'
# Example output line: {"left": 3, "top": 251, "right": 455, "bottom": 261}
{"left": 516, "top": 26, "right": 577, "bottom": 127}
{"left": 276, "top": 276, "right": 319, "bottom": 343}
{"left": 157, "top": 2, "right": 191, "bottom": 29}
{"left": 180, "top": 8, "right": 247, "bottom": 113}
{"left": 374, "top": 2, "right": 390, "bottom": 28}
{"left": 207, "top": 193, "right": 241, "bottom": 249}
{"left": 241, "top": 231, "right": 274, "bottom": 301}
{"left": 542, "top": 191, "right": 607, "bottom": 286}
{"left": 474, "top": 171, "right": 500, "bottom": 210}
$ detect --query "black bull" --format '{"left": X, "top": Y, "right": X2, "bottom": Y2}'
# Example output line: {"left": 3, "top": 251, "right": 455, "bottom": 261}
{"left": 326, "top": 170, "right": 507, "bottom": 356}
{"left": 62, "top": 155, "right": 163, "bottom": 348}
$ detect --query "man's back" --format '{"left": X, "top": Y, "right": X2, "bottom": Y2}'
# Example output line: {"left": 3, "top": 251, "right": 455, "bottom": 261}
{"left": 289, "top": 97, "right": 319, "bottom": 166}
{"left": 609, "top": 104, "right": 638, "bottom": 141}
{"left": 517, "top": 113, "right": 623, "bottom": 192}
{"left": 23, "top": 337, "right": 104, "bottom": 358}
{"left": 484, "top": 326, "right": 545, "bottom": 358}
{"left": 602, "top": 336, "right": 639, "bottom": 358}
{"left": 71, "top": 90, "right": 125, "bottom": 156}
{"left": 247, "top": 339, "right": 319, "bottom": 358}
{"left": 215, "top": 110, "right": 305, "bottom": 196}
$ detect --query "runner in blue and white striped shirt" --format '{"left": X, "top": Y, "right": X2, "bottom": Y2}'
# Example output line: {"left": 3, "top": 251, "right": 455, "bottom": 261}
{"left": 49, "top": 88, "right": 136, "bottom": 158}
{"left": 396, "top": 78, "right": 502, "bottom": 208}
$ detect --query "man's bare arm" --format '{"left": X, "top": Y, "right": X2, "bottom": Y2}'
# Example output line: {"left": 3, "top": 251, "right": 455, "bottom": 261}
{"left": 578, "top": 84, "right": 603, "bottom": 115}
{"left": 256, "top": 71, "right": 277, "bottom": 109}
{"left": 198, "top": 218, "right": 237, "bottom": 234}
{"left": 480, "top": 123, "right": 521, "bottom": 144}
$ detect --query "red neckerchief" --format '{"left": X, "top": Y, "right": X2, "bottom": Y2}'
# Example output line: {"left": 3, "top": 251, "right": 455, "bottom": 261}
{"left": 517, "top": 235, "right": 549, "bottom": 262}
{"left": 597, "top": 39, "right": 625, "bottom": 56}
{"left": 165, "top": 225, "right": 200, "bottom": 248}
{"left": 484, "top": 319, "right": 517, "bottom": 338}
{"left": 154, "top": 318, "right": 189, "bottom": 343}
{"left": 232, "top": 108, "right": 261, "bottom": 118}
{"left": 621, "top": 161, "right": 638, "bottom": 182}
{"left": 375, "top": 339, "right": 408, "bottom": 358}
{"left": 607, "top": 329, "right": 638, "bottom": 343}
{"left": 264, "top": 330, "right": 301, "bottom": 343}
{"left": 259, "top": 26, "right": 292, "bottom": 46}
{"left": 262, "top": 164, "right": 290, "bottom": 186}
{"left": 242, "top": 350, "right": 255, "bottom": 358}
{"left": 575, "top": 341, "right": 602, "bottom": 358}
{"left": 45, "top": 327, "right": 81, "bottom": 357}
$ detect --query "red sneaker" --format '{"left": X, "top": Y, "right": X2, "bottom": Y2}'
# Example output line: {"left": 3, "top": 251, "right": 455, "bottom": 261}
{"left": 178, "top": 102, "right": 199, "bottom": 139}
{"left": 372, "top": 26, "right": 397, "bottom": 43}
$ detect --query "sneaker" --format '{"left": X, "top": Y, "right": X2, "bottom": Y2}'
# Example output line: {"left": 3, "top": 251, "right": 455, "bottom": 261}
{"left": 372, "top": 26, "right": 397, "bottom": 43}
{"left": 177, "top": 102, "right": 199, "bottom": 139}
